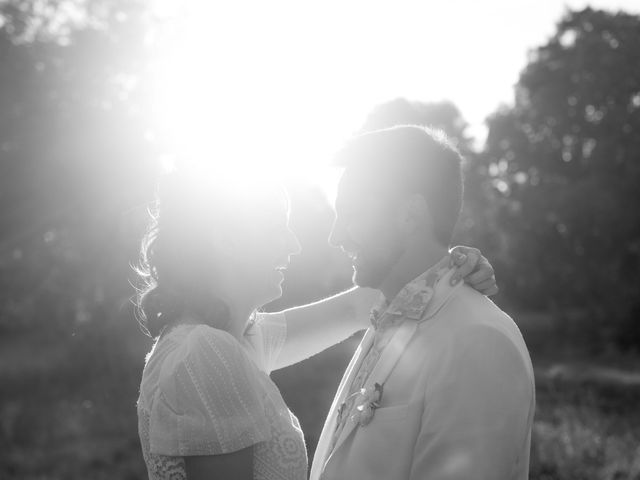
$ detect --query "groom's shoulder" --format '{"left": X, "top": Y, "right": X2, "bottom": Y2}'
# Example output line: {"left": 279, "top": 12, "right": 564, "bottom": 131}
{"left": 422, "top": 285, "right": 531, "bottom": 361}
{"left": 447, "top": 284, "right": 519, "bottom": 329}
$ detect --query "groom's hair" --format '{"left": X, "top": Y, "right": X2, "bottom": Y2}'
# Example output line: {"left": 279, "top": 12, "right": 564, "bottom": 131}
{"left": 334, "top": 125, "right": 463, "bottom": 246}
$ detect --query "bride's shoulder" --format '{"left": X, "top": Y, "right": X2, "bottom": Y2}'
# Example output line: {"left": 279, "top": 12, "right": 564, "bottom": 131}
{"left": 181, "top": 324, "right": 256, "bottom": 372}
{"left": 185, "top": 322, "right": 236, "bottom": 343}
{"left": 149, "top": 324, "right": 245, "bottom": 378}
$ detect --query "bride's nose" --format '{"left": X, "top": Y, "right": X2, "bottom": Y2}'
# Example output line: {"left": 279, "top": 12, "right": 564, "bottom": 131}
{"left": 287, "top": 228, "right": 302, "bottom": 256}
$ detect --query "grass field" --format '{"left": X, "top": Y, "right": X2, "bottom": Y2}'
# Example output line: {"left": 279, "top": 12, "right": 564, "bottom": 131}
{"left": 1, "top": 311, "right": 639, "bottom": 479}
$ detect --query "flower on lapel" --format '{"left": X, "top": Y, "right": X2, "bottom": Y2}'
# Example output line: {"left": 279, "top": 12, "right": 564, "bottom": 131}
{"left": 352, "top": 383, "right": 384, "bottom": 427}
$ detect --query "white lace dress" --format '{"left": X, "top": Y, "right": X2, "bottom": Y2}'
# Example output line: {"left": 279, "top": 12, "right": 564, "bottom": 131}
{"left": 137, "top": 313, "right": 308, "bottom": 480}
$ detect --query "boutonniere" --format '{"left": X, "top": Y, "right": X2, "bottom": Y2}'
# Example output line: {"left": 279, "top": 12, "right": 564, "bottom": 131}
{"left": 352, "top": 382, "right": 384, "bottom": 427}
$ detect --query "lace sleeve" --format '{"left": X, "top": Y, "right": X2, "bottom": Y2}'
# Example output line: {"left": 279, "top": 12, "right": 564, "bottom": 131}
{"left": 148, "top": 325, "right": 271, "bottom": 456}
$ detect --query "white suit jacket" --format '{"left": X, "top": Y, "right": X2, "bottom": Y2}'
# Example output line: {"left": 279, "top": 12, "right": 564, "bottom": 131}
{"left": 310, "top": 269, "right": 535, "bottom": 480}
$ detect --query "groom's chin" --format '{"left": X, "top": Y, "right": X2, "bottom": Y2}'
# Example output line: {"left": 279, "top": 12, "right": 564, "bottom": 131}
{"left": 352, "top": 267, "right": 382, "bottom": 289}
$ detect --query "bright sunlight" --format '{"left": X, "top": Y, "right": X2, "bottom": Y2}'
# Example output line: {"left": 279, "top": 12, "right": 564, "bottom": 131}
{"left": 148, "top": 0, "right": 508, "bottom": 192}
{"left": 148, "top": 1, "right": 367, "bottom": 191}
{"left": 147, "top": 0, "right": 640, "bottom": 194}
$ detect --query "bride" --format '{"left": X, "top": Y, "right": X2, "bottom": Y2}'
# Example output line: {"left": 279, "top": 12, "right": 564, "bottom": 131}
{"left": 135, "top": 168, "right": 496, "bottom": 479}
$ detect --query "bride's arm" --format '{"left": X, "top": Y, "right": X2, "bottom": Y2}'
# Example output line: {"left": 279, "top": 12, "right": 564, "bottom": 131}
{"left": 269, "top": 286, "right": 378, "bottom": 371}
{"left": 268, "top": 246, "right": 497, "bottom": 371}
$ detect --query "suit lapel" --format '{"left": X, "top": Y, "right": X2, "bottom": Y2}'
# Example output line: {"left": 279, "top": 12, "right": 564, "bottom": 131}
{"left": 314, "top": 262, "right": 465, "bottom": 479}
{"left": 325, "top": 319, "right": 420, "bottom": 461}
{"left": 310, "top": 328, "right": 376, "bottom": 480}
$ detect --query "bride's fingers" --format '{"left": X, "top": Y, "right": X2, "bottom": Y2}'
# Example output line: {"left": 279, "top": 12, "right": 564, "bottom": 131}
{"left": 449, "top": 248, "right": 481, "bottom": 285}
{"left": 448, "top": 246, "right": 498, "bottom": 295}
{"left": 464, "top": 260, "right": 495, "bottom": 285}
{"left": 450, "top": 246, "right": 480, "bottom": 266}
{"left": 483, "top": 284, "right": 500, "bottom": 296}
{"left": 469, "top": 277, "right": 498, "bottom": 295}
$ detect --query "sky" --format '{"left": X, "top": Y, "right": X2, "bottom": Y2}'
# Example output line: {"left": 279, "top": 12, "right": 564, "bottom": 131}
{"left": 150, "top": 0, "right": 640, "bottom": 180}
{"left": 368, "top": 0, "right": 640, "bottom": 144}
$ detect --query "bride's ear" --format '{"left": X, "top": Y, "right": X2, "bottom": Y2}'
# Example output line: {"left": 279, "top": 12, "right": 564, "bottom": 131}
{"left": 397, "top": 193, "right": 430, "bottom": 235}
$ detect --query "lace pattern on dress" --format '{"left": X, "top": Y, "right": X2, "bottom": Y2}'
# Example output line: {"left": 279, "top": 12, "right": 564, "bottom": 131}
{"left": 139, "top": 397, "right": 306, "bottom": 480}
{"left": 253, "top": 380, "right": 307, "bottom": 480}
{"left": 139, "top": 407, "right": 186, "bottom": 480}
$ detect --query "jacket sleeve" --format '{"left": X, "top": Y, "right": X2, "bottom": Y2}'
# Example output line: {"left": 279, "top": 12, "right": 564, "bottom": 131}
{"left": 409, "top": 324, "right": 535, "bottom": 480}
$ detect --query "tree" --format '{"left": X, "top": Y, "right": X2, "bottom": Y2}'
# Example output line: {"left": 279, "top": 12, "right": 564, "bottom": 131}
{"left": 359, "top": 97, "right": 473, "bottom": 152}
{"left": 482, "top": 8, "right": 640, "bottom": 347}
{"left": 0, "top": 1, "right": 158, "bottom": 333}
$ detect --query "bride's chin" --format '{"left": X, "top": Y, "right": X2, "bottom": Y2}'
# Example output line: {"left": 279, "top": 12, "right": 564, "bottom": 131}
{"left": 261, "top": 275, "right": 285, "bottom": 304}
{"left": 259, "top": 289, "right": 283, "bottom": 308}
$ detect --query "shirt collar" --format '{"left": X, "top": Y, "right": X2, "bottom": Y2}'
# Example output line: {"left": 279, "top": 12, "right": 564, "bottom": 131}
{"left": 370, "top": 255, "right": 451, "bottom": 329}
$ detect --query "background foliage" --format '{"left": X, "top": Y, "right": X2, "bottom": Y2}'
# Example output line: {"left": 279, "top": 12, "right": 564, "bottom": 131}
{"left": 0, "top": 3, "right": 639, "bottom": 479}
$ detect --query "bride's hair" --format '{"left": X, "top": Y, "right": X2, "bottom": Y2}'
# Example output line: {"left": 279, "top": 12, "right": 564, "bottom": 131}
{"left": 134, "top": 170, "right": 232, "bottom": 338}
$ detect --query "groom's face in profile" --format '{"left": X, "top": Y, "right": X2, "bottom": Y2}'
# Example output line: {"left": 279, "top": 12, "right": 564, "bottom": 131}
{"left": 329, "top": 169, "right": 404, "bottom": 289}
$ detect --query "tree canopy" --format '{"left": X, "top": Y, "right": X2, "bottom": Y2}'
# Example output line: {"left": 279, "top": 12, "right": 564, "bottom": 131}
{"left": 482, "top": 8, "right": 640, "bottom": 346}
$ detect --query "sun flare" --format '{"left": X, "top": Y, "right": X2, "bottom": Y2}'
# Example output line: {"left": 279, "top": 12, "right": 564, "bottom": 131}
{"left": 146, "top": 0, "right": 555, "bottom": 194}
{"left": 146, "top": 0, "right": 370, "bottom": 196}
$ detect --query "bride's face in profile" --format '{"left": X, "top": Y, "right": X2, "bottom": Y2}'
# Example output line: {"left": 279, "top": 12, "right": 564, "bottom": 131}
{"left": 215, "top": 186, "right": 301, "bottom": 309}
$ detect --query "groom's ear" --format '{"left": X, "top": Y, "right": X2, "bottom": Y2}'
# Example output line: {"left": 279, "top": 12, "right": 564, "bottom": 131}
{"left": 397, "top": 193, "right": 431, "bottom": 235}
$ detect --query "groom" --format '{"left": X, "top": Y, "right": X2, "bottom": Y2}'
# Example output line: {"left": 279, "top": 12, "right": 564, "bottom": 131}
{"left": 310, "top": 126, "right": 535, "bottom": 480}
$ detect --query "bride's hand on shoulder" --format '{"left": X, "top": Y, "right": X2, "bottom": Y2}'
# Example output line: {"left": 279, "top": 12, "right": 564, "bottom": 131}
{"left": 448, "top": 246, "right": 498, "bottom": 296}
